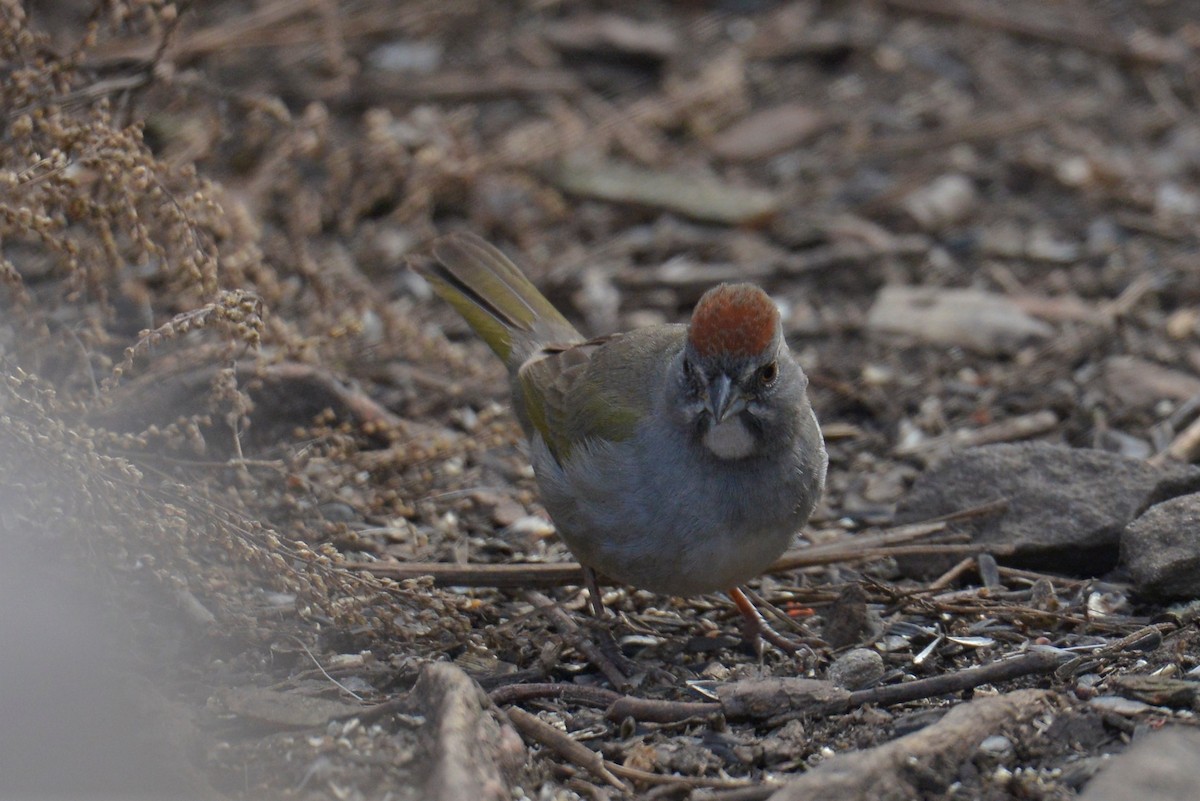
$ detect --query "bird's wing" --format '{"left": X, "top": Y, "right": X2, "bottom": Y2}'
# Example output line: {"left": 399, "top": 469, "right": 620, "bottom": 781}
{"left": 517, "top": 325, "right": 686, "bottom": 463}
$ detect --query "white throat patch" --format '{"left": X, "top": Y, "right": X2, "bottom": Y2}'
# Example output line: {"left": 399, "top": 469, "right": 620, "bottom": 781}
{"left": 703, "top": 416, "right": 756, "bottom": 460}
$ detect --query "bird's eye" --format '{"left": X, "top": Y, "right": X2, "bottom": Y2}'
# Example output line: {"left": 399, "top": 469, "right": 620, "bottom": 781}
{"left": 758, "top": 361, "right": 778, "bottom": 387}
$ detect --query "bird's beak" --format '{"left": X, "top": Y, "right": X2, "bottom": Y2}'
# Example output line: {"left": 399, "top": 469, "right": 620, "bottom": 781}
{"left": 706, "top": 374, "right": 745, "bottom": 423}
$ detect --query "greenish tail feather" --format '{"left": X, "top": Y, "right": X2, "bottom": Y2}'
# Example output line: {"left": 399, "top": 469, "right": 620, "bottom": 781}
{"left": 428, "top": 233, "right": 579, "bottom": 368}
{"left": 420, "top": 269, "right": 517, "bottom": 362}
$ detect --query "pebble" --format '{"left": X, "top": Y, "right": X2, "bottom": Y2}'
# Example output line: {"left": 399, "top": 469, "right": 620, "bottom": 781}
{"left": 827, "top": 648, "right": 885, "bottom": 690}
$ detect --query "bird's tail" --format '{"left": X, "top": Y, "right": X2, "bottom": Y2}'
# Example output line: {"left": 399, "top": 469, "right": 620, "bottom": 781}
{"left": 419, "top": 233, "right": 582, "bottom": 370}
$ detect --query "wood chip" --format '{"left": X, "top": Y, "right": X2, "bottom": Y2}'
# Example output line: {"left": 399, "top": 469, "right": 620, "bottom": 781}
{"left": 710, "top": 103, "right": 826, "bottom": 161}
{"left": 866, "top": 285, "right": 1055, "bottom": 355}
{"left": 543, "top": 14, "right": 679, "bottom": 60}
{"left": 550, "top": 157, "right": 782, "bottom": 225}
{"left": 1102, "top": 355, "right": 1200, "bottom": 408}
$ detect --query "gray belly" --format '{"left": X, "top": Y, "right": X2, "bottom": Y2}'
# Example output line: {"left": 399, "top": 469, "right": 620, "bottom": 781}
{"left": 530, "top": 431, "right": 822, "bottom": 597}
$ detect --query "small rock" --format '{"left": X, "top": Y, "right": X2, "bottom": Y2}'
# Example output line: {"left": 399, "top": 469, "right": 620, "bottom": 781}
{"left": 1155, "top": 182, "right": 1200, "bottom": 221}
{"left": 1086, "top": 218, "right": 1122, "bottom": 256}
{"left": 1122, "top": 492, "right": 1200, "bottom": 599}
{"left": 368, "top": 40, "right": 443, "bottom": 74}
{"left": 827, "top": 649, "right": 884, "bottom": 690}
{"left": 901, "top": 174, "right": 978, "bottom": 230}
{"left": 977, "top": 735, "right": 1015, "bottom": 762}
{"left": 1025, "top": 226, "right": 1081, "bottom": 263}
{"left": 1080, "top": 726, "right": 1200, "bottom": 801}
{"left": 894, "top": 442, "right": 1200, "bottom": 578}
{"left": 1087, "top": 695, "right": 1153, "bottom": 716}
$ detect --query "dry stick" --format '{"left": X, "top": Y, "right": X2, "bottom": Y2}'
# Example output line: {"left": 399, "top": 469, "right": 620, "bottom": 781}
{"left": 605, "top": 696, "right": 721, "bottom": 724}
{"left": 506, "top": 706, "right": 628, "bottom": 791}
{"left": 604, "top": 762, "right": 765, "bottom": 791}
{"left": 509, "top": 650, "right": 1065, "bottom": 728}
{"left": 881, "top": 0, "right": 1183, "bottom": 65}
{"left": 344, "top": 542, "right": 1010, "bottom": 588}
{"left": 508, "top": 706, "right": 763, "bottom": 793}
{"left": 844, "top": 649, "right": 1063, "bottom": 710}
{"left": 995, "top": 565, "right": 1086, "bottom": 588}
{"left": 344, "top": 502, "right": 1009, "bottom": 588}
{"left": 1151, "top": 412, "right": 1200, "bottom": 466}
{"left": 490, "top": 683, "right": 622, "bottom": 709}
{"left": 927, "top": 556, "right": 977, "bottom": 592}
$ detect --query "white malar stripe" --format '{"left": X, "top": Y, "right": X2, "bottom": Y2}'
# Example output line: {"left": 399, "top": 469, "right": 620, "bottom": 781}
{"left": 703, "top": 417, "right": 756, "bottom": 460}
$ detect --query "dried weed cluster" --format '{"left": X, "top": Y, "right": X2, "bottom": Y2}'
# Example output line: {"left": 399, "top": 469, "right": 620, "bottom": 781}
{"left": 0, "top": 3, "right": 470, "bottom": 648}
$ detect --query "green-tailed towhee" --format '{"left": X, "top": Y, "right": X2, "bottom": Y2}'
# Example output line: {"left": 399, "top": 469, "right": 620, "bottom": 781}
{"left": 418, "top": 233, "right": 827, "bottom": 650}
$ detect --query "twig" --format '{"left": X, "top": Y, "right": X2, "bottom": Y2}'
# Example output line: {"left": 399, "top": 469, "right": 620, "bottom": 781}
{"left": 345, "top": 560, "right": 582, "bottom": 588}
{"left": 926, "top": 556, "right": 976, "bottom": 592}
{"left": 1151, "top": 412, "right": 1200, "bottom": 466}
{"left": 882, "top": 0, "right": 1184, "bottom": 65}
{"left": 345, "top": 542, "right": 1009, "bottom": 588}
{"left": 995, "top": 565, "right": 1086, "bottom": 588}
{"left": 605, "top": 696, "right": 722, "bottom": 724}
{"left": 506, "top": 706, "right": 629, "bottom": 791}
{"left": 605, "top": 762, "right": 764, "bottom": 791}
{"left": 292, "top": 637, "right": 364, "bottom": 701}
{"left": 490, "top": 683, "right": 622, "bottom": 709}
{"left": 348, "top": 503, "right": 1011, "bottom": 587}
{"left": 844, "top": 649, "right": 1063, "bottom": 709}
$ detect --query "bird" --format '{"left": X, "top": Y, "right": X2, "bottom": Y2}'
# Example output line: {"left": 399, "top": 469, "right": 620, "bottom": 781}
{"left": 416, "top": 232, "right": 827, "bottom": 652}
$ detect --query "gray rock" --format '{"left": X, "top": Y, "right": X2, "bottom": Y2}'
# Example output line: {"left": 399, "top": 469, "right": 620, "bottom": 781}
{"left": 1080, "top": 726, "right": 1200, "bottom": 801}
{"left": 1122, "top": 492, "right": 1200, "bottom": 599}
{"left": 895, "top": 442, "right": 1200, "bottom": 578}
{"left": 827, "top": 649, "right": 885, "bottom": 690}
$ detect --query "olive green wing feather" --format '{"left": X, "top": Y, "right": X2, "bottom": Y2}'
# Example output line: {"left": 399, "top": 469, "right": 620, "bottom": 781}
{"left": 517, "top": 326, "right": 686, "bottom": 463}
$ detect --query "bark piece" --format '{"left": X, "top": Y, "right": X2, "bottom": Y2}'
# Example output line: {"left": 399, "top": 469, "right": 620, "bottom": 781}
{"left": 1101, "top": 356, "right": 1200, "bottom": 408}
{"left": 711, "top": 103, "right": 826, "bottom": 161}
{"left": 551, "top": 157, "right": 781, "bottom": 225}
{"left": 410, "top": 663, "right": 525, "bottom": 801}
{"left": 769, "top": 689, "right": 1052, "bottom": 801}
{"left": 543, "top": 14, "right": 679, "bottom": 60}
{"left": 715, "top": 678, "right": 851, "bottom": 721}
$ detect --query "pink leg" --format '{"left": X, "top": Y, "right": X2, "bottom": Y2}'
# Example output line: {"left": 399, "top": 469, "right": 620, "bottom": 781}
{"left": 729, "top": 586, "right": 801, "bottom": 654}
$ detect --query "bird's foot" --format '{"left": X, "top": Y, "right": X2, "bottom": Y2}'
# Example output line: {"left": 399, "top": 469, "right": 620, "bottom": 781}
{"left": 729, "top": 586, "right": 807, "bottom": 656}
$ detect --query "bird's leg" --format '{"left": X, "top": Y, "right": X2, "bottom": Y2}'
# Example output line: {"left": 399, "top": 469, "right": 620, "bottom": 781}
{"left": 581, "top": 566, "right": 640, "bottom": 677}
{"left": 729, "top": 586, "right": 802, "bottom": 655}
{"left": 583, "top": 565, "right": 608, "bottom": 618}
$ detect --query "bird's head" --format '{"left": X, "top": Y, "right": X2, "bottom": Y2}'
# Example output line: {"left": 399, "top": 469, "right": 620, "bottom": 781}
{"left": 678, "top": 283, "right": 799, "bottom": 458}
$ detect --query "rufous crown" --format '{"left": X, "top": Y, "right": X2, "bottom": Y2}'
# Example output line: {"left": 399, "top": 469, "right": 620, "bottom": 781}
{"left": 687, "top": 283, "right": 779, "bottom": 359}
